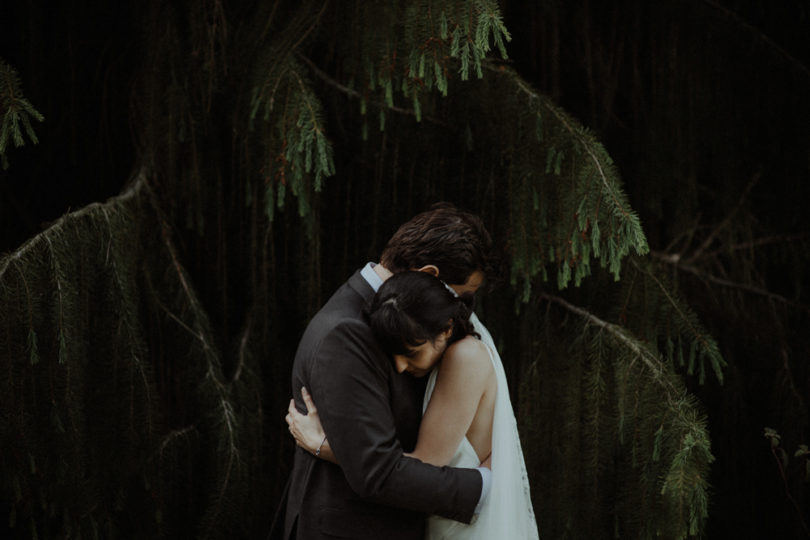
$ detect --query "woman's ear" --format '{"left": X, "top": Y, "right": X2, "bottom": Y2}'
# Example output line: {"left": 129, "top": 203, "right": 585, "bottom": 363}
{"left": 414, "top": 264, "right": 440, "bottom": 277}
{"left": 442, "top": 321, "right": 454, "bottom": 340}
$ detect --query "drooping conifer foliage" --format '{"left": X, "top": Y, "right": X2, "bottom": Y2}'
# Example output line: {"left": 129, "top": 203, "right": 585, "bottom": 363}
{"left": 3, "top": 0, "right": 808, "bottom": 539}
{"left": 0, "top": 59, "right": 44, "bottom": 170}
{"left": 1, "top": 175, "right": 272, "bottom": 538}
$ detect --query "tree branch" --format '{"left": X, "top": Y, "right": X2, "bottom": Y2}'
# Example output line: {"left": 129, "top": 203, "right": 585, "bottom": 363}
{"left": 485, "top": 62, "right": 640, "bottom": 230}
{"left": 651, "top": 250, "right": 810, "bottom": 315}
{"left": 768, "top": 439, "right": 810, "bottom": 537}
{"left": 685, "top": 172, "right": 760, "bottom": 264}
{"left": 0, "top": 170, "right": 146, "bottom": 280}
{"left": 703, "top": 232, "right": 810, "bottom": 259}
{"left": 537, "top": 291, "right": 681, "bottom": 402}
{"left": 296, "top": 52, "right": 452, "bottom": 128}
{"left": 699, "top": 0, "right": 810, "bottom": 82}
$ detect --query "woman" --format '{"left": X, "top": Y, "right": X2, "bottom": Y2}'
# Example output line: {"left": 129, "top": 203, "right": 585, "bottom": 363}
{"left": 287, "top": 271, "right": 538, "bottom": 539}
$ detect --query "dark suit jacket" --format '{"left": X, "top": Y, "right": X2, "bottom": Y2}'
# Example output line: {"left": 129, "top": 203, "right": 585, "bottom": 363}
{"left": 281, "top": 270, "right": 482, "bottom": 540}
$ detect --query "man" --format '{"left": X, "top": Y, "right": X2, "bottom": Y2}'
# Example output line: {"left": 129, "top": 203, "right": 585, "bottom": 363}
{"left": 276, "top": 203, "right": 497, "bottom": 539}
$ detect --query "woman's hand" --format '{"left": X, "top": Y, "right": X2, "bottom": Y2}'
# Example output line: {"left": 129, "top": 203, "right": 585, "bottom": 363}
{"left": 286, "top": 387, "right": 337, "bottom": 463}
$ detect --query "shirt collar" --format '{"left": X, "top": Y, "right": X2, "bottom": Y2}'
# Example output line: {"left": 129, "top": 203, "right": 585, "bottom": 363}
{"left": 360, "top": 262, "right": 384, "bottom": 292}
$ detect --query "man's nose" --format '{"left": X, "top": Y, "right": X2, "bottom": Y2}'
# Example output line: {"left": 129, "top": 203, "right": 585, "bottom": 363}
{"left": 395, "top": 357, "right": 408, "bottom": 373}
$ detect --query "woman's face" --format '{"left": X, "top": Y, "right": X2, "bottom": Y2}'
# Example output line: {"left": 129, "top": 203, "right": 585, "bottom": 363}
{"left": 393, "top": 329, "right": 452, "bottom": 377}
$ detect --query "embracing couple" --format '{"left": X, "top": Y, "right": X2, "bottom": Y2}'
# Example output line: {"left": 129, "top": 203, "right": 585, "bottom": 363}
{"left": 273, "top": 204, "right": 539, "bottom": 539}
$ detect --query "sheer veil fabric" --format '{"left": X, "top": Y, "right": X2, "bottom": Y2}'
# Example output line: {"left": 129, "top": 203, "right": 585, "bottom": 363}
{"left": 422, "top": 313, "right": 539, "bottom": 539}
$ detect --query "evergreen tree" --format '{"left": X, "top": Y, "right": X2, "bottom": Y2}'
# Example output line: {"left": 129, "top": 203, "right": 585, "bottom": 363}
{"left": 2, "top": 1, "right": 807, "bottom": 538}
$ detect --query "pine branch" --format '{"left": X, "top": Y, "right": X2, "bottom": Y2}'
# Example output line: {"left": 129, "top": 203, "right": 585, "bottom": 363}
{"left": 629, "top": 258, "right": 726, "bottom": 384}
{"left": 476, "top": 62, "right": 647, "bottom": 292}
{"left": 0, "top": 58, "right": 45, "bottom": 169}
{"left": 489, "top": 63, "right": 646, "bottom": 240}
{"left": 537, "top": 292, "right": 713, "bottom": 537}
{"left": 296, "top": 53, "right": 451, "bottom": 127}
{"left": 0, "top": 172, "right": 146, "bottom": 280}
{"left": 539, "top": 292, "right": 680, "bottom": 401}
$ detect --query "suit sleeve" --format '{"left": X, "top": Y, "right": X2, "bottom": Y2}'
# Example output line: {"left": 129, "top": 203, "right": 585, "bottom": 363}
{"left": 306, "top": 320, "right": 482, "bottom": 523}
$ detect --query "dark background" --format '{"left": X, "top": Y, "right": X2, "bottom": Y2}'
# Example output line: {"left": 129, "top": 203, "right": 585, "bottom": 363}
{"left": 2, "top": 1, "right": 809, "bottom": 538}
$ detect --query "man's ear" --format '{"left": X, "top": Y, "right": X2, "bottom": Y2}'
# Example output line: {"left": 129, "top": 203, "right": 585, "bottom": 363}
{"left": 414, "top": 264, "right": 440, "bottom": 277}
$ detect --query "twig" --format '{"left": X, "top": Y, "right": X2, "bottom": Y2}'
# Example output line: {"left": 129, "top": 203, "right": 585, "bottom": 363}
{"left": 158, "top": 425, "right": 197, "bottom": 458}
{"left": 157, "top": 217, "right": 211, "bottom": 352}
{"left": 153, "top": 296, "right": 202, "bottom": 342}
{"left": 769, "top": 443, "right": 810, "bottom": 537}
{"left": 685, "top": 172, "right": 760, "bottom": 264}
{"left": 703, "top": 232, "right": 810, "bottom": 259}
{"left": 290, "top": 0, "right": 330, "bottom": 53}
{"left": 700, "top": 0, "right": 810, "bottom": 82}
{"left": 651, "top": 250, "right": 810, "bottom": 315}
{"left": 295, "top": 53, "right": 360, "bottom": 98}
{"left": 233, "top": 316, "right": 251, "bottom": 383}
{"left": 257, "top": 0, "right": 281, "bottom": 45}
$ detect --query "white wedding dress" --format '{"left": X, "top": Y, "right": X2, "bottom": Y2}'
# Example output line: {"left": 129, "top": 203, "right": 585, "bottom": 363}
{"left": 423, "top": 314, "right": 539, "bottom": 539}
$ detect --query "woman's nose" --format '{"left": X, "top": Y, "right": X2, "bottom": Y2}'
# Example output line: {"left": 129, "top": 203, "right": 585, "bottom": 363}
{"left": 394, "top": 356, "right": 408, "bottom": 373}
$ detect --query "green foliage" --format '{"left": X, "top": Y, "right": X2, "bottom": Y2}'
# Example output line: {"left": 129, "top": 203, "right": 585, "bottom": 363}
{"left": 330, "top": 0, "right": 511, "bottom": 124}
{"left": 0, "top": 58, "right": 44, "bottom": 169}
{"left": 243, "top": 0, "right": 511, "bottom": 225}
{"left": 517, "top": 295, "right": 713, "bottom": 539}
{"left": 440, "top": 65, "right": 648, "bottom": 297}
{"left": 612, "top": 257, "right": 726, "bottom": 385}
{"left": 250, "top": 56, "right": 335, "bottom": 224}
{"left": 0, "top": 173, "right": 270, "bottom": 539}
{"left": 1, "top": 1, "right": 722, "bottom": 538}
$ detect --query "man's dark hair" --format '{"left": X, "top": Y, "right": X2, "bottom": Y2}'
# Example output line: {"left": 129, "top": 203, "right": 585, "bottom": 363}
{"left": 379, "top": 202, "right": 498, "bottom": 286}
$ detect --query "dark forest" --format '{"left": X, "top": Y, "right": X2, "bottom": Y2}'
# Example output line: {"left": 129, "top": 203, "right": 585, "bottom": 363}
{"left": 1, "top": 1, "right": 809, "bottom": 538}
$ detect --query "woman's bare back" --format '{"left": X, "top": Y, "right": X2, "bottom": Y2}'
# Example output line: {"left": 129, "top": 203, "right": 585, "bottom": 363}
{"left": 408, "top": 335, "right": 496, "bottom": 466}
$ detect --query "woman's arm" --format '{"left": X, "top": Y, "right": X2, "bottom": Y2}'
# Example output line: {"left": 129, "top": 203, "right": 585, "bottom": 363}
{"left": 286, "top": 387, "right": 339, "bottom": 463}
{"left": 406, "top": 336, "right": 494, "bottom": 466}
{"left": 287, "top": 337, "right": 495, "bottom": 468}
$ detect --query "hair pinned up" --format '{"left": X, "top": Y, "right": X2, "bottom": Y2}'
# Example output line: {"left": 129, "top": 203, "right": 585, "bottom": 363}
{"left": 367, "top": 271, "right": 477, "bottom": 357}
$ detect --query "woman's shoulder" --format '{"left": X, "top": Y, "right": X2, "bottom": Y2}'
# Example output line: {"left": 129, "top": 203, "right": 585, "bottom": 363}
{"left": 444, "top": 335, "right": 493, "bottom": 374}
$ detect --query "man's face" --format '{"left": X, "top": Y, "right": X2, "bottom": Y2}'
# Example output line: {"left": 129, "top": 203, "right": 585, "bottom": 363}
{"left": 447, "top": 270, "right": 485, "bottom": 303}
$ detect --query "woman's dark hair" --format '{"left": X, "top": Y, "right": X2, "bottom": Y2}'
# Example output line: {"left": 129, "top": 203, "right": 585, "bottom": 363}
{"left": 368, "top": 271, "right": 477, "bottom": 357}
